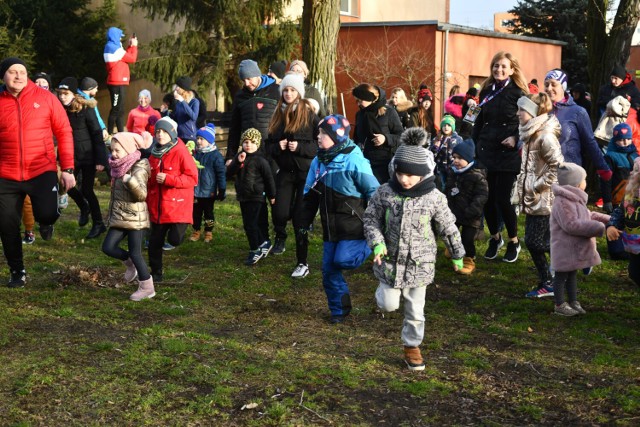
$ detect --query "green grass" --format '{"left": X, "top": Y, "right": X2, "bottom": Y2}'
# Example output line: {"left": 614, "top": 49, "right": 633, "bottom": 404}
{"left": 0, "top": 186, "right": 638, "bottom": 425}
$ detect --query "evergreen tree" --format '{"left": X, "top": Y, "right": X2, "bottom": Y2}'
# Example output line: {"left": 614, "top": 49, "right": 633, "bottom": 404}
{"left": 129, "top": 0, "right": 299, "bottom": 94}
{"left": 508, "top": 0, "right": 589, "bottom": 85}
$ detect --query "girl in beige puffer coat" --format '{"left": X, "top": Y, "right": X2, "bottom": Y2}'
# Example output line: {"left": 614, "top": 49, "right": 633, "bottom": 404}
{"left": 101, "top": 132, "right": 154, "bottom": 301}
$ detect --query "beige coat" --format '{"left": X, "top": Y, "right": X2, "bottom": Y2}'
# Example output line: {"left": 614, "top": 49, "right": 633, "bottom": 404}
{"left": 107, "top": 159, "right": 150, "bottom": 230}
{"left": 516, "top": 114, "right": 564, "bottom": 216}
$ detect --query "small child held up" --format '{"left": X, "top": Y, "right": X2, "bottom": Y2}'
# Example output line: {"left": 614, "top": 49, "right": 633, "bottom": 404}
{"left": 101, "top": 132, "right": 154, "bottom": 300}
{"left": 190, "top": 123, "right": 226, "bottom": 243}
{"left": 601, "top": 123, "right": 638, "bottom": 214}
{"left": 364, "top": 142, "right": 465, "bottom": 371}
{"left": 226, "top": 128, "right": 276, "bottom": 266}
{"left": 550, "top": 163, "right": 610, "bottom": 316}
{"left": 444, "top": 138, "right": 488, "bottom": 275}
{"left": 430, "top": 114, "right": 463, "bottom": 191}
{"left": 606, "top": 157, "right": 640, "bottom": 287}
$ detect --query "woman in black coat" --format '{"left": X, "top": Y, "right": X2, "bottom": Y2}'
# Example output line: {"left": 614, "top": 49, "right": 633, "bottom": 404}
{"left": 352, "top": 83, "right": 403, "bottom": 184}
{"left": 471, "top": 52, "right": 528, "bottom": 263}
{"left": 56, "top": 77, "right": 108, "bottom": 239}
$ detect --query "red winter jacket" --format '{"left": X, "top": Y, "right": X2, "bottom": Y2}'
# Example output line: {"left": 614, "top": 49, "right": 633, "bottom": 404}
{"left": 105, "top": 46, "right": 137, "bottom": 86}
{"left": 0, "top": 81, "right": 74, "bottom": 181}
{"left": 147, "top": 140, "right": 198, "bottom": 224}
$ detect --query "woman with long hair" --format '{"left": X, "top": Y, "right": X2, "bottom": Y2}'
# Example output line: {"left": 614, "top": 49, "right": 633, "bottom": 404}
{"left": 409, "top": 86, "right": 438, "bottom": 139}
{"left": 472, "top": 51, "right": 529, "bottom": 263}
{"left": 170, "top": 76, "right": 200, "bottom": 143}
{"left": 352, "top": 83, "right": 403, "bottom": 184}
{"left": 267, "top": 73, "right": 319, "bottom": 278}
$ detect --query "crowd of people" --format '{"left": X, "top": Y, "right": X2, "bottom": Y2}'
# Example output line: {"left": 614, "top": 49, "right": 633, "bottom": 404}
{"left": 2, "top": 32, "right": 640, "bottom": 370}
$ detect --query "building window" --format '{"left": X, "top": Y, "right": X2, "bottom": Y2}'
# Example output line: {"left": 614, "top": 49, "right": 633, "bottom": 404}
{"left": 340, "top": 0, "right": 358, "bottom": 17}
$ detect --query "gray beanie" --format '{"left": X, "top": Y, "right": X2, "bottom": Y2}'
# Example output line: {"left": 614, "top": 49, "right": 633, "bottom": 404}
{"left": 394, "top": 145, "right": 434, "bottom": 177}
{"left": 557, "top": 162, "right": 586, "bottom": 187}
{"left": 238, "top": 59, "right": 261, "bottom": 80}
{"left": 517, "top": 96, "right": 539, "bottom": 118}
{"left": 155, "top": 116, "right": 178, "bottom": 142}
{"left": 279, "top": 73, "right": 305, "bottom": 99}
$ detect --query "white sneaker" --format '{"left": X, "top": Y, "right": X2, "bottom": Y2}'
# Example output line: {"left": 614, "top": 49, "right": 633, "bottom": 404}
{"left": 291, "top": 263, "right": 309, "bottom": 278}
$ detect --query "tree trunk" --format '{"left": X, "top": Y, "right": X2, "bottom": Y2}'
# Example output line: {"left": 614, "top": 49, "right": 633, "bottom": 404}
{"left": 302, "top": 0, "right": 340, "bottom": 114}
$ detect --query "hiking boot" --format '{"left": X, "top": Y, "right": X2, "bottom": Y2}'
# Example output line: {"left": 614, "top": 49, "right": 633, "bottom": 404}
{"left": 272, "top": 238, "right": 286, "bottom": 255}
{"left": 291, "top": 263, "right": 309, "bottom": 278}
{"left": 78, "top": 201, "right": 90, "bottom": 227}
{"left": 130, "top": 277, "right": 156, "bottom": 301}
{"left": 86, "top": 223, "right": 106, "bottom": 239}
{"left": 457, "top": 257, "right": 476, "bottom": 275}
{"left": 259, "top": 240, "right": 273, "bottom": 258}
{"left": 484, "top": 236, "right": 504, "bottom": 260}
{"left": 443, "top": 247, "right": 451, "bottom": 259}
{"left": 502, "top": 240, "right": 521, "bottom": 263}
{"left": 8, "top": 269, "right": 26, "bottom": 288}
{"left": 569, "top": 301, "right": 586, "bottom": 314}
{"left": 123, "top": 258, "right": 138, "bottom": 283}
{"left": 22, "top": 231, "right": 35, "bottom": 245}
{"left": 189, "top": 230, "right": 201, "bottom": 242}
{"left": 245, "top": 250, "right": 264, "bottom": 266}
{"left": 39, "top": 224, "right": 54, "bottom": 241}
{"left": 525, "top": 283, "right": 554, "bottom": 298}
{"left": 403, "top": 346, "right": 425, "bottom": 371}
{"left": 554, "top": 302, "right": 579, "bottom": 317}
{"left": 204, "top": 231, "right": 213, "bottom": 243}
{"left": 162, "top": 243, "right": 175, "bottom": 251}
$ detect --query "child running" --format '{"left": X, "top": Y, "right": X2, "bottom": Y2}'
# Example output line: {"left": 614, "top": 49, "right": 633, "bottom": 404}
{"left": 226, "top": 128, "right": 276, "bottom": 265}
{"left": 550, "top": 163, "right": 610, "bottom": 316}
{"left": 364, "top": 141, "right": 464, "bottom": 370}
{"left": 101, "top": 132, "right": 154, "bottom": 300}
{"left": 190, "top": 123, "right": 226, "bottom": 243}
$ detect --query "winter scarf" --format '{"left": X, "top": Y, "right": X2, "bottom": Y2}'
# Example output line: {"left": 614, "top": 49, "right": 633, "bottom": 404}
{"left": 453, "top": 161, "right": 475, "bottom": 174}
{"left": 519, "top": 113, "right": 550, "bottom": 142}
{"left": 197, "top": 144, "right": 216, "bottom": 154}
{"left": 388, "top": 173, "right": 436, "bottom": 198}
{"left": 109, "top": 150, "right": 141, "bottom": 183}
{"left": 317, "top": 138, "right": 353, "bottom": 164}
{"left": 360, "top": 96, "right": 386, "bottom": 138}
{"left": 151, "top": 140, "right": 178, "bottom": 158}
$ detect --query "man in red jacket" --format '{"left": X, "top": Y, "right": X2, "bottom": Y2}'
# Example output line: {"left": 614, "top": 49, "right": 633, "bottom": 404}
{"left": 104, "top": 27, "right": 138, "bottom": 134}
{"left": 0, "top": 57, "right": 76, "bottom": 288}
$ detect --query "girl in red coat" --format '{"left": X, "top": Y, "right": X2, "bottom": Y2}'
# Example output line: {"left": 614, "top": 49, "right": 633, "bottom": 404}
{"left": 146, "top": 117, "right": 198, "bottom": 283}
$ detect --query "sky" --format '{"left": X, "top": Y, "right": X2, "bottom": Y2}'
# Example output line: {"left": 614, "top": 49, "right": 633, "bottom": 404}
{"left": 449, "top": 0, "right": 519, "bottom": 29}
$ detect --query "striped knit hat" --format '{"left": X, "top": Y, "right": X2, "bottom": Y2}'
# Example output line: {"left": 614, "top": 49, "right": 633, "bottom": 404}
{"left": 196, "top": 123, "right": 216, "bottom": 145}
{"left": 394, "top": 145, "right": 433, "bottom": 177}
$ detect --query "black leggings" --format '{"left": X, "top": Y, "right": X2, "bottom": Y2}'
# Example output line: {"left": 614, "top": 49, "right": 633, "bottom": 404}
{"left": 67, "top": 165, "right": 103, "bottom": 224}
{"left": 148, "top": 222, "right": 188, "bottom": 275}
{"left": 102, "top": 227, "right": 150, "bottom": 281}
{"left": 192, "top": 197, "right": 215, "bottom": 231}
{"left": 273, "top": 171, "right": 309, "bottom": 264}
{"left": 0, "top": 171, "right": 59, "bottom": 271}
{"left": 553, "top": 270, "right": 578, "bottom": 305}
{"left": 484, "top": 171, "right": 518, "bottom": 239}
{"left": 525, "top": 214, "right": 551, "bottom": 284}
{"left": 107, "top": 84, "right": 126, "bottom": 133}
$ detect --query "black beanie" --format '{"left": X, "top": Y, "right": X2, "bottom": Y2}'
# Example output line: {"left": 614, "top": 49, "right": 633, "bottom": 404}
{"left": 352, "top": 84, "right": 377, "bottom": 102}
{"left": 32, "top": 72, "right": 52, "bottom": 88}
{"left": 268, "top": 60, "right": 287, "bottom": 79}
{"left": 57, "top": 77, "right": 78, "bottom": 93}
{"left": 0, "top": 57, "right": 27, "bottom": 79}
{"left": 611, "top": 64, "right": 627, "bottom": 80}
{"left": 176, "top": 76, "right": 193, "bottom": 91}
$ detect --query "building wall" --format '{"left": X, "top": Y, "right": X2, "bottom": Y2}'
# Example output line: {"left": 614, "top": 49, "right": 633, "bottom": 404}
{"left": 283, "top": 0, "right": 448, "bottom": 22}
{"left": 628, "top": 46, "right": 640, "bottom": 85}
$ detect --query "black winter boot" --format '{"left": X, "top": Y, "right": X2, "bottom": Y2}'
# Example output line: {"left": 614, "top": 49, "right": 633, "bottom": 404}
{"left": 78, "top": 201, "right": 90, "bottom": 227}
{"left": 86, "top": 222, "right": 107, "bottom": 239}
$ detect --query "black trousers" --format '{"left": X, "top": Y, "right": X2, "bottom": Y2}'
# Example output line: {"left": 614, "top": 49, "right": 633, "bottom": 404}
{"left": 240, "top": 201, "right": 269, "bottom": 250}
{"left": 107, "top": 84, "right": 126, "bottom": 133}
{"left": 0, "top": 172, "right": 59, "bottom": 271}
{"left": 67, "top": 165, "right": 103, "bottom": 224}
{"left": 485, "top": 171, "right": 518, "bottom": 239}
{"left": 628, "top": 253, "right": 640, "bottom": 286}
{"left": 459, "top": 224, "right": 478, "bottom": 259}
{"left": 273, "top": 171, "right": 309, "bottom": 264}
{"left": 102, "top": 227, "right": 150, "bottom": 281}
{"left": 524, "top": 214, "right": 552, "bottom": 284}
{"left": 148, "top": 222, "right": 188, "bottom": 275}
{"left": 192, "top": 197, "right": 215, "bottom": 231}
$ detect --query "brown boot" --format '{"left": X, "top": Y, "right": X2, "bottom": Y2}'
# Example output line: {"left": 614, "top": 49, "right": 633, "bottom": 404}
{"left": 403, "top": 346, "right": 425, "bottom": 371}
{"left": 457, "top": 257, "right": 476, "bottom": 275}
{"left": 189, "top": 230, "right": 201, "bottom": 241}
{"left": 443, "top": 247, "right": 451, "bottom": 259}
{"left": 204, "top": 231, "right": 213, "bottom": 243}
{"left": 123, "top": 258, "right": 138, "bottom": 282}
{"left": 130, "top": 277, "right": 155, "bottom": 301}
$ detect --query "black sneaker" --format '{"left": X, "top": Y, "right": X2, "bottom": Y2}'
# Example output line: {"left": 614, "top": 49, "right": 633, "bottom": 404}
{"left": 259, "top": 240, "right": 273, "bottom": 258}
{"left": 484, "top": 236, "right": 504, "bottom": 260}
{"left": 8, "top": 269, "right": 26, "bottom": 288}
{"left": 39, "top": 224, "right": 54, "bottom": 241}
{"left": 78, "top": 202, "right": 90, "bottom": 227}
{"left": 244, "top": 250, "right": 264, "bottom": 266}
{"left": 502, "top": 240, "right": 521, "bottom": 263}
{"left": 272, "top": 238, "right": 286, "bottom": 255}
{"left": 22, "top": 231, "right": 35, "bottom": 245}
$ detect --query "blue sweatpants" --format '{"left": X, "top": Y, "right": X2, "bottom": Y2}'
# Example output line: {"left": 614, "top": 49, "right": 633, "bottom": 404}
{"left": 322, "top": 239, "right": 371, "bottom": 316}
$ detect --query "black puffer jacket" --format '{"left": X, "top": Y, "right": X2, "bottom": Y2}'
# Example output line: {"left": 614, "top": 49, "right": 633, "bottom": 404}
{"left": 226, "top": 151, "right": 276, "bottom": 203}
{"left": 65, "top": 97, "right": 107, "bottom": 168}
{"left": 472, "top": 82, "right": 524, "bottom": 173}
{"left": 267, "top": 109, "right": 319, "bottom": 180}
{"left": 597, "top": 76, "right": 640, "bottom": 113}
{"left": 445, "top": 165, "right": 489, "bottom": 229}
{"left": 226, "top": 76, "right": 280, "bottom": 161}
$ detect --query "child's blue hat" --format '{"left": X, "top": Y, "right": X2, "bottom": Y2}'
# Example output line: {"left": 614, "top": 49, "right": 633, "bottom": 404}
{"left": 452, "top": 138, "right": 475, "bottom": 163}
{"left": 319, "top": 114, "right": 350, "bottom": 145}
{"left": 612, "top": 123, "right": 632, "bottom": 144}
{"left": 196, "top": 123, "right": 216, "bottom": 145}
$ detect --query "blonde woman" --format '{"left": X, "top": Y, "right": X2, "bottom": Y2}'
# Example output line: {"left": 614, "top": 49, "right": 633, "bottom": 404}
{"left": 388, "top": 87, "right": 413, "bottom": 129}
{"left": 170, "top": 76, "right": 199, "bottom": 142}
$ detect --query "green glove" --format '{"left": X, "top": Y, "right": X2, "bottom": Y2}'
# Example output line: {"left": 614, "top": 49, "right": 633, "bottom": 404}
{"left": 374, "top": 244, "right": 387, "bottom": 257}
{"left": 452, "top": 258, "right": 463, "bottom": 270}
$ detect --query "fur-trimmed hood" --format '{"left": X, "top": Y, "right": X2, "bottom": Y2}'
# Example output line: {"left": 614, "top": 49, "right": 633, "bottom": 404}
{"left": 395, "top": 100, "right": 415, "bottom": 113}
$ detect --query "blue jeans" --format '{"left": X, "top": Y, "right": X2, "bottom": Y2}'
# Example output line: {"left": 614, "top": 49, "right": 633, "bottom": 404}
{"left": 322, "top": 239, "right": 371, "bottom": 316}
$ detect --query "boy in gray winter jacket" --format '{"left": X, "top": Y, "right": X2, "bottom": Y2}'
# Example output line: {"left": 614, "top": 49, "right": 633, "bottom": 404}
{"left": 363, "top": 143, "right": 464, "bottom": 371}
